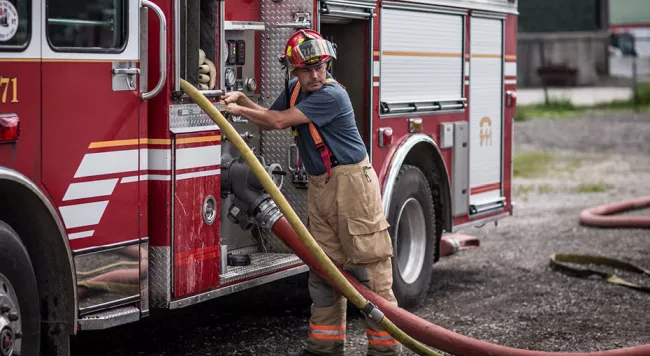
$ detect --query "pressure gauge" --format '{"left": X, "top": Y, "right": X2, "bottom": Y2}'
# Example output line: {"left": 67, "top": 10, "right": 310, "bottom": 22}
{"left": 225, "top": 67, "right": 236, "bottom": 88}
{"left": 245, "top": 78, "right": 257, "bottom": 92}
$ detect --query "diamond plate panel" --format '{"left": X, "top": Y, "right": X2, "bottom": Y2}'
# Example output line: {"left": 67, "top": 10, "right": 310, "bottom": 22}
{"left": 78, "top": 306, "right": 140, "bottom": 330}
{"left": 149, "top": 246, "right": 171, "bottom": 308}
{"left": 169, "top": 103, "right": 222, "bottom": 134}
{"left": 259, "top": 0, "right": 313, "bottom": 252}
{"left": 220, "top": 253, "right": 302, "bottom": 284}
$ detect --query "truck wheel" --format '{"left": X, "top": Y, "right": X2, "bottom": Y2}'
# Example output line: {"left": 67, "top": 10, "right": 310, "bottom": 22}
{"left": 0, "top": 221, "right": 40, "bottom": 356}
{"left": 387, "top": 165, "right": 436, "bottom": 309}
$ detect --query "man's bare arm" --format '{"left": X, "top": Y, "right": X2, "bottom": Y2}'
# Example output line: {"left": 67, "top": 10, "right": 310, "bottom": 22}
{"left": 236, "top": 94, "right": 268, "bottom": 111}
{"left": 238, "top": 106, "right": 311, "bottom": 130}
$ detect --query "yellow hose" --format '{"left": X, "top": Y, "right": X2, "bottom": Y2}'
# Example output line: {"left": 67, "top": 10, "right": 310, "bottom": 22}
{"left": 179, "top": 79, "right": 439, "bottom": 356}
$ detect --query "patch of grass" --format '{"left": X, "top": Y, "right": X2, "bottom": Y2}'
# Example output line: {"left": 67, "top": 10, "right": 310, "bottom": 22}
{"left": 574, "top": 183, "right": 613, "bottom": 194}
{"left": 514, "top": 100, "right": 580, "bottom": 122}
{"left": 513, "top": 152, "right": 553, "bottom": 178}
{"left": 631, "top": 82, "right": 650, "bottom": 106}
{"left": 550, "top": 155, "right": 585, "bottom": 175}
{"left": 514, "top": 183, "right": 556, "bottom": 197}
{"left": 514, "top": 83, "right": 650, "bottom": 122}
{"left": 514, "top": 184, "right": 535, "bottom": 196}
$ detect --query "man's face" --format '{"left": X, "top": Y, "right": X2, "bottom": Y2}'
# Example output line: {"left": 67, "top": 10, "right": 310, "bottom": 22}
{"left": 293, "top": 63, "right": 327, "bottom": 92}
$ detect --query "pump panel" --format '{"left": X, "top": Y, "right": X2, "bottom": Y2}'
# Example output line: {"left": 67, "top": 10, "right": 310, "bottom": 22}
{"left": 256, "top": 0, "right": 314, "bottom": 253}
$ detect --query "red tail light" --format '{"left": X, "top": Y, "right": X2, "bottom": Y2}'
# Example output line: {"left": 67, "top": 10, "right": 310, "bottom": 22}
{"left": 0, "top": 114, "right": 19, "bottom": 142}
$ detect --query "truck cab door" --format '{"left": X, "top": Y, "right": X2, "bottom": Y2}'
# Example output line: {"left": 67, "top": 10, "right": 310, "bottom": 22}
{"left": 0, "top": 0, "right": 40, "bottom": 177}
{"left": 40, "top": 0, "right": 163, "bottom": 314}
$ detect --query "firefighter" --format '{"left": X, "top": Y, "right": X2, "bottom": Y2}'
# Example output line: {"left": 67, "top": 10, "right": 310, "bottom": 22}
{"left": 221, "top": 29, "right": 400, "bottom": 356}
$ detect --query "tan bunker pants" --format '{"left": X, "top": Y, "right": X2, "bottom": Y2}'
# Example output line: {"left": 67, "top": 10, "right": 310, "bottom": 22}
{"left": 305, "top": 156, "right": 400, "bottom": 356}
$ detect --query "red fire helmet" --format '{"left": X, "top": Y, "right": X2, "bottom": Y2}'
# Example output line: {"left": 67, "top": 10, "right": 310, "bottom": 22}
{"left": 280, "top": 29, "right": 337, "bottom": 71}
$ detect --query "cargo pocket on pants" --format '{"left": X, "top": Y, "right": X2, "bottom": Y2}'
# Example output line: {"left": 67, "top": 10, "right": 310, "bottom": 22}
{"left": 345, "top": 214, "right": 393, "bottom": 265}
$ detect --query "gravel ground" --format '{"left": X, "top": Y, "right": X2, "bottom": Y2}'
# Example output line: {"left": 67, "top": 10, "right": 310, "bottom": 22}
{"left": 70, "top": 111, "right": 650, "bottom": 356}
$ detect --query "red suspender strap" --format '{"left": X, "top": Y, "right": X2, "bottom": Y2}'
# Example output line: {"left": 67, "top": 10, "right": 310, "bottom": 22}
{"left": 289, "top": 79, "right": 339, "bottom": 180}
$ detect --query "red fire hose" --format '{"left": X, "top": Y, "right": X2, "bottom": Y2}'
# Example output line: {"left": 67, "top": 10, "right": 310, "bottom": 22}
{"left": 272, "top": 217, "right": 650, "bottom": 356}
{"left": 579, "top": 196, "right": 650, "bottom": 228}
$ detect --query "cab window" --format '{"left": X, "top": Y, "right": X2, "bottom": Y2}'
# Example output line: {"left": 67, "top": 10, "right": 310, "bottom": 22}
{"left": 46, "top": 0, "right": 127, "bottom": 52}
{"left": 0, "top": 0, "right": 31, "bottom": 51}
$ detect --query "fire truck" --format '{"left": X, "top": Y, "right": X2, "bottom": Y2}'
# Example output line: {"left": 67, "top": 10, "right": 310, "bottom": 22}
{"left": 0, "top": 0, "right": 517, "bottom": 354}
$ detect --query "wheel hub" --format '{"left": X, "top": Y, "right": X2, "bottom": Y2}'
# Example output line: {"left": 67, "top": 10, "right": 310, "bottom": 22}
{"left": 0, "top": 274, "right": 20, "bottom": 356}
{"left": 394, "top": 198, "right": 427, "bottom": 284}
{"left": 0, "top": 325, "right": 13, "bottom": 356}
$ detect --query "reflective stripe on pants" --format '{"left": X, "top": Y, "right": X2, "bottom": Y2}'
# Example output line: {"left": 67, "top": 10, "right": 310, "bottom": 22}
{"left": 305, "top": 260, "right": 401, "bottom": 356}
{"left": 306, "top": 299, "right": 346, "bottom": 356}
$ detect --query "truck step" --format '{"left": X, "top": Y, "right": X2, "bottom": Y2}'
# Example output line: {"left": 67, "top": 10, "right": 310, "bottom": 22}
{"left": 220, "top": 252, "right": 303, "bottom": 284}
{"left": 78, "top": 306, "right": 140, "bottom": 331}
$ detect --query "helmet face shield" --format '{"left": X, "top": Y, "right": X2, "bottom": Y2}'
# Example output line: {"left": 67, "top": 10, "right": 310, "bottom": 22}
{"left": 291, "top": 39, "right": 337, "bottom": 68}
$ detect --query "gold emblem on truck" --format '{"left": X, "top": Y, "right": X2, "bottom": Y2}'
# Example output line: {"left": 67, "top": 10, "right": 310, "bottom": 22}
{"left": 479, "top": 116, "right": 492, "bottom": 146}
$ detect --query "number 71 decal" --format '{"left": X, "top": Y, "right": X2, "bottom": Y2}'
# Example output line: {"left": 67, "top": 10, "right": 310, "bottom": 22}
{"left": 0, "top": 76, "right": 18, "bottom": 104}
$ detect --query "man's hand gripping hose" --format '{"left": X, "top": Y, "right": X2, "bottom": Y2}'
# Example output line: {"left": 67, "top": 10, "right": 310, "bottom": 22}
{"left": 180, "top": 80, "right": 650, "bottom": 356}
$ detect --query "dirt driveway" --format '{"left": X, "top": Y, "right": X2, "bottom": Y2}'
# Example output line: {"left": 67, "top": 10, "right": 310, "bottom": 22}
{"left": 71, "top": 111, "right": 650, "bottom": 355}
{"left": 414, "top": 110, "right": 650, "bottom": 355}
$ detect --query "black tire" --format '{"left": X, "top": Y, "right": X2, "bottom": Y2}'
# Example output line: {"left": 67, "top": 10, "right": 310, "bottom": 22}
{"left": 0, "top": 220, "right": 40, "bottom": 356}
{"left": 387, "top": 165, "right": 436, "bottom": 309}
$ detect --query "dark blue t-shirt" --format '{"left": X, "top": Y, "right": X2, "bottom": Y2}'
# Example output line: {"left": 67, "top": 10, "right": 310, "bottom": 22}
{"left": 269, "top": 75, "right": 367, "bottom": 176}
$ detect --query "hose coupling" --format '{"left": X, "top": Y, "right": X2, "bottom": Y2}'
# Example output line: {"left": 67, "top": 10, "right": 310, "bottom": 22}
{"left": 255, "top": 199, "right": 284, "bottom": 231}
{"left": 361, "top": 301, "right": 385, "bottom": 324}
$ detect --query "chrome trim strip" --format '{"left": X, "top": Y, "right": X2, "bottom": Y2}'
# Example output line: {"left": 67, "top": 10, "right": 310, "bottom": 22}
{"left": 381, "top": 134, "right": 451, "bottom": 218}
{"left": 316, "top": 0, "right": 321, "bottom": 31}
{"left": 382, "top": 98, "right": 467, "bottom": 105}
{"left": 224, "top": 21, "right": 266, "bottom": 31}
{"left": 219, "top": 254, "right": 302, "bottom": 285}
{"left": 78, "top": 306, "right": 140, "bottom": 331}
{"left": 79, "top": 295, "right": 140, "bottom": 316}
{"left": 323, "top": 9, "right": 371, "bottom": 19}
{"left": 139, "top": 8, "right": 149, "bottom": 94}
{"left": 141, "top": 0, "right": 167, "bottom": 100}
{"left": 381, "top": 1, "right": 468, "bottom": 15}
{"left": 501, "top": 17, "right": 506, "bottom": 204}
{"left": 368, "top": 13, "right": 374, "bottom": 161}
{"left": 174, "top": 0, "right": 181, "bottom": 92}
{"left": 219, "top": 0, "right": 225, "bottom": 90}
{"left": 379, "top": 108, "right": 466, "bottom": 119}
{"left": 382, "top": 0, "right": 518, "bottom": 15}
{"left": 325, "top": 0, "right": 376, "bottom": 9}
{"left": 452, "top": 211, "right": 511, "bottom": 232}
{"left": 169, "top": 264, "right": 309, "bottom": 309}
{"left": 461, "top": 13, "right": 466, "bottom": 98}
{"left": 140, "top": 241, "right": 149, "bottom": 315}
{"left": 0, "top": 167, "right": 78, "bottom": 332}
{"left": 73, "top": 238, "right": 143, "bottom": 256}
{"left": 471, "top": 197, "right": 506, "bottom": 215}
{"left": 471, "top": 10, "right": 508, "bottom": 19}
{"left": 170, "top": 137, "right": 176, "bottom": 291}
